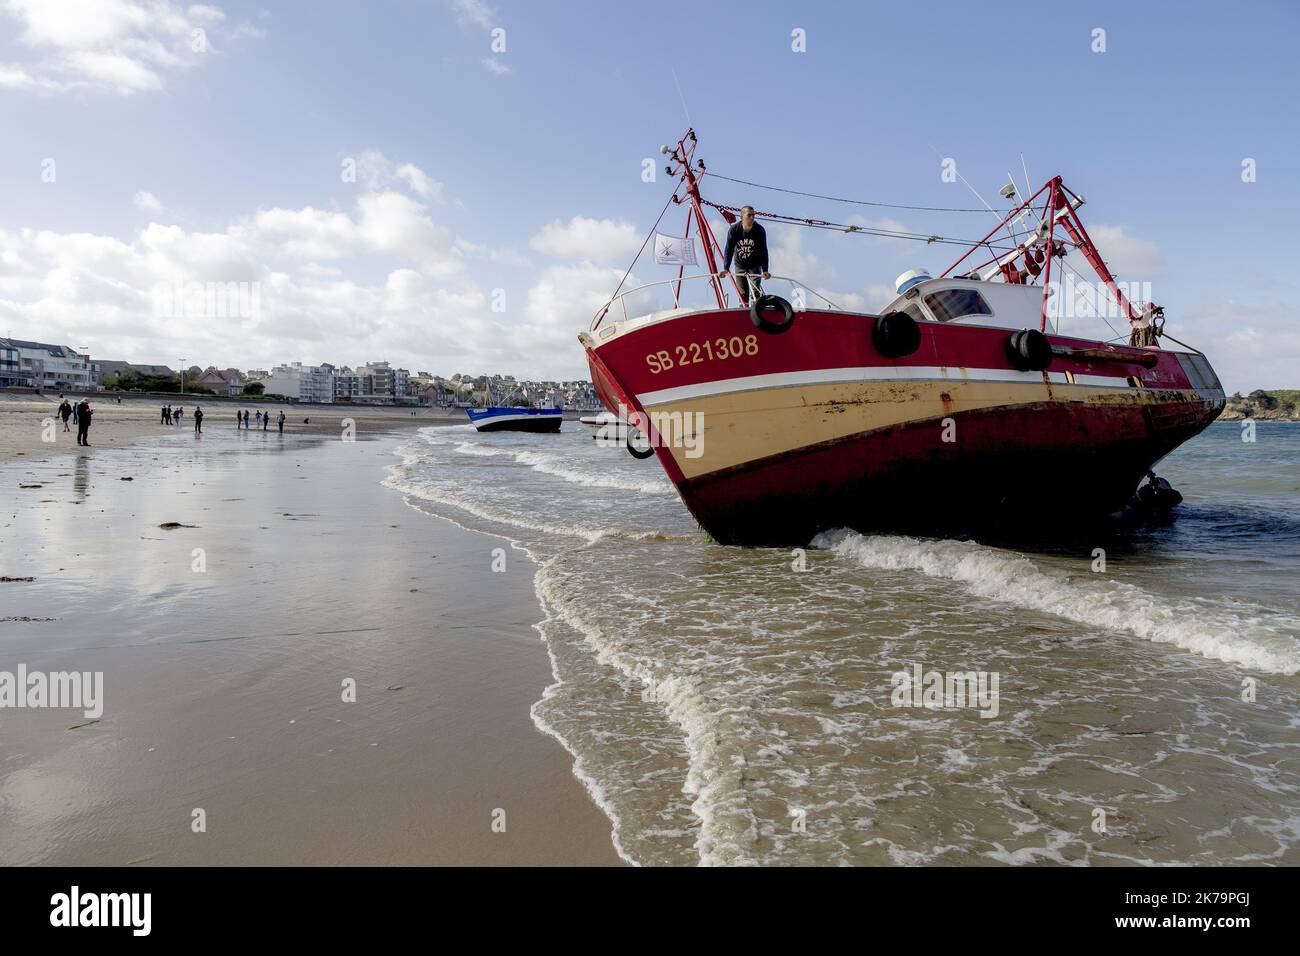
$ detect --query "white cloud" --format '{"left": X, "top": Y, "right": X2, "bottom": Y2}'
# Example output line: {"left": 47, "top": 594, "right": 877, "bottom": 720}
{"left": 6, "top": 0, "right": 152, "bottom": 49}
{"left": 355, "top": 191, "right": 458, "bottom": 276}
{"left": 526, "top": 263, "right": 627, "bottom": 330}
{"left": 520, "top": 262, "right": 657, "bottom": 370}
{"left": 0, "top": 0, "right": 265, "bottom": 95}
{"left": 480, "top": 56, "right": 509, "bottom": 75}
{"left": 352, "top": 150, "right": 445, "bottom": 203}
{"left": 395, "top": 163, "right": 439, "bottom": 200}
{"left": 133, "top": 190, "right": 162, "bottom": 211}
{"left": 253, "top": 187, "right": 459, "bottom": 277}
{"left": 453, "top": 237, "right": 529, "bottom": 266}
{"left": 0, "top": 182, "right": 611, "bottom": 379}
{"left": 530, "top": 216, "right": 641, "bottom": 266}
{"left": 766, "top": 225, "right": 835, "bottom": 285}
{"left": 1080, "top": 224, "right": 1164, "bottom": 281}
{"left": 1173, "top": 298, "right": 1300, "bottom": 394}
{"left": 0, "top": 62, "right": 50, "bottom": 89}
{"left": 254, "top": 205, "right": 356, "bottom": 260}
{"left": 62, "top": 49, "right": 161, "bottom": 92}
{"left": 0, "top": 217, "right": 533, "bottom": 376}
{"left": 449, "top": 0, "right": 494, "bottom": 30}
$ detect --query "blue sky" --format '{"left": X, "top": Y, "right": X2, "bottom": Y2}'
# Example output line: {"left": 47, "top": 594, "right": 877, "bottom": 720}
{"left": 1, "top": 0, "right": 1296, "bottom": 390}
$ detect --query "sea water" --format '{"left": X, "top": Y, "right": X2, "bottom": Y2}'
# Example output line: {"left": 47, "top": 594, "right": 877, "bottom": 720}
{"left": 385, "top": 421, "right": 1300, "bottom": 866}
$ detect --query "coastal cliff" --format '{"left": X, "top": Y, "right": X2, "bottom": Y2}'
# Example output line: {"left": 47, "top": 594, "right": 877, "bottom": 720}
{"left": 1217, "top": 389, "right": 1300, "bottom": 421}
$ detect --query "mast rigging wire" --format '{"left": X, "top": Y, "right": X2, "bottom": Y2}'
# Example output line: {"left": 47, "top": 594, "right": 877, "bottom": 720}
{"left": 702, "top": 171, "right": 999, "bottom": 213}
{"left": 699, "top": 198, "right": 1055, "bottom": 253}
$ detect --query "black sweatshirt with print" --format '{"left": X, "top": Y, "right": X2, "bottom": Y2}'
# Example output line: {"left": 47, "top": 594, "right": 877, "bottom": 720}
{"left": 722, "top": 221, "right": 769, "bottom": 272}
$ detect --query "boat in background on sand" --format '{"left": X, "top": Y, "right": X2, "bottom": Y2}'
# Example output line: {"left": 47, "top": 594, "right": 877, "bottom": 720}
{"left": 465, "top": 406, "right": 562, "bottom": 433}
{"left": 579, "top": 129, "right": 1225, "bottom": 546}
{"left": 580, "top": 410, "right": 631, "bottom": 442}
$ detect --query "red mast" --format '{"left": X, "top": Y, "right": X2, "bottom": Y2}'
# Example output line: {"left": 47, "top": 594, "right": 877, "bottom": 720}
{"left": 941, "top": 175, "right": 1153, "bottom": 341}
{"left": 663, "top": 129, "right": 729, "bottom": 308}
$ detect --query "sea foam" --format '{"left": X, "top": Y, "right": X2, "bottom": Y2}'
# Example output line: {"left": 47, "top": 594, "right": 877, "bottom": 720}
{"left": 814, "top": 529, "right": 1300, "bottom": 675}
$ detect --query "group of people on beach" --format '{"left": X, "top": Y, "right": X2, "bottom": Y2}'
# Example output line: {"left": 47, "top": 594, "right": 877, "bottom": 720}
{"left": 47, "top": 397, "right": 290, "bottom": 448}
{"left": 159, "top": 403, "right": 284, "bottom": 437}
{"left": 234, "top": 408, "right": 285, "bottom": 432}
{"left": 157, "top": 403, "right": 283, "bottom": 436}
{"left": 158, "top": 402, "right": 205, "bottom": 434}
{"left": 57, "top": 395, "right": 94, "bottom": 446}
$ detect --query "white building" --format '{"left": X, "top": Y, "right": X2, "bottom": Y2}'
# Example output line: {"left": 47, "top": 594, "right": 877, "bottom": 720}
{"left": 0, "top": 338, "right": 92, "bottom": 389}
{"left": 333, "top": 366, "right": 361, "bottom": 402}
{"left": 262, "top": 363, "right": 337, "bottom": 403}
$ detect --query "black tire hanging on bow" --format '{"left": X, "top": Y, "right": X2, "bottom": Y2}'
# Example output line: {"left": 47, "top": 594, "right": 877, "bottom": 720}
{"left": 873, "top": 311, "right": 922, "bottom": 358}
{"left": 1006, "top": 328, "right": 1053, "bottom": 371}
{"left": 626, "top": 427, "right": 655, "bottom": 459}
{"left": 750, "top": 295, "right": 795, "bottom": 334}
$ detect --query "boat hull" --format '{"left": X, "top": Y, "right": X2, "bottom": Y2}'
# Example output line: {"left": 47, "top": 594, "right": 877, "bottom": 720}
{"left": 583, "top": 308, "right": 1225, "bottom": 545}
{"left": 465, "top": 407, "right": 563, "bottom": 433}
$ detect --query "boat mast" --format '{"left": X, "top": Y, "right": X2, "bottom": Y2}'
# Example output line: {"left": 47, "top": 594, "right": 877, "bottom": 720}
{"left": 663, "top": 129, "right": 727, "bottom": 309}
{"left": 941, "top": 175, "right": 1150, "bottom": 338}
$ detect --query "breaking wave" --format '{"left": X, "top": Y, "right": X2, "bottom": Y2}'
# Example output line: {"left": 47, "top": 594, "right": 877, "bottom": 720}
{"left": 814, "top": 528, "right": 1300, "bottom": 675}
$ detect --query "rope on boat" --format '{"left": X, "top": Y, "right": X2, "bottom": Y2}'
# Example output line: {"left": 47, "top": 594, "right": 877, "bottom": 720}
{"left": 703, "top": 171, "right": 998, "bottom": 213}
{"left": 597, "top": 188, "right": 682, "bottom": 328}
{"left": 699, "top": 198, "right": 1035, "bottom": 252}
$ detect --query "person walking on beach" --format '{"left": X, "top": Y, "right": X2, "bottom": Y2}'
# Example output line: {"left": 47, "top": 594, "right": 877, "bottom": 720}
{"left": 71, "top": 400, "right": 79, "bottom": 426}
{"left": 243, "top": 409, "right": 250, "bottom": 429}
{"left": 193, "top": 406, "right": 203, "bottom": 434}
{"left": 60, "top": 400, "right": 73, "bottom": 432}
{"left": 262, "top": 410, "right": 268, "bottom": 431}
{"left": 277, "top": 410, "right": 285, "bottom": 433}
{"left": 161, "top": 405, "right": 168, "bottom": 425}
{"left": 75, "top": 400, "right": 92, "bottom": 446}
{"left": 716, "top": 205, "right": 771, "bottom": 305}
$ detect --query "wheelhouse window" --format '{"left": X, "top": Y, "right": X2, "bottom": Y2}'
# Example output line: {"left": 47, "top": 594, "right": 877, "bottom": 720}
{"left": 922, "top": 288, "right": 992, "bottom": 322}
{"left": 900, "top": 302, "right": 928, "bottom": 324}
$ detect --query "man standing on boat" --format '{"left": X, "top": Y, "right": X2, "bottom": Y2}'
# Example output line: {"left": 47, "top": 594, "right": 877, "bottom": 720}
{"left": 717, "top": 205, "right": 771, "bottom": 305}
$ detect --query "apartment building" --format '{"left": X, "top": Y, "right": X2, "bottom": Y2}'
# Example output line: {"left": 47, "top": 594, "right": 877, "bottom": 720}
{"left": 262, "top": 362, "right": 336, "bottom": 403}
{"left": 0, "top": 338, "right": 92, "bottom": 389}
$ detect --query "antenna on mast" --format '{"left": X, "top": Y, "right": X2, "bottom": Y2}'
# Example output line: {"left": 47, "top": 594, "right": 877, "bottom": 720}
{"left": 670, "top": 67, "right": 692, "bottom": 126}
{"left": 930, "top": 145, "right": 1019, "bottom": 253}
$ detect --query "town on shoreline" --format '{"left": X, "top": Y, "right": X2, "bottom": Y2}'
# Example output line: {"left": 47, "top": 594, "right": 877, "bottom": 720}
{"left": 1, "top": 336, "right": 599, "bottom": 410}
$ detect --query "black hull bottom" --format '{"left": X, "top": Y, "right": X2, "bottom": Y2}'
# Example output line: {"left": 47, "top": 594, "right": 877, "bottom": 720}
{"left": 677, "top": 402, "right": 1218, "bottom": 548}
{"left": 472, "top": 418, "right": 563, "bottom": 433}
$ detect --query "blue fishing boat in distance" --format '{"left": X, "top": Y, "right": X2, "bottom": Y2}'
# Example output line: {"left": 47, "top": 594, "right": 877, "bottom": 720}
{"left": 465, "top": 406, "right": 563, "bottom": 433}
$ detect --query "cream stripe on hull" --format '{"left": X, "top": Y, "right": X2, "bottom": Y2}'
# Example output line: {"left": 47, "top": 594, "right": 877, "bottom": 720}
{"left": 635, "top": 366, "right": 1146, "bottom": 408}
{"left": 644, "top": 377, "right": 1209, "bottom": 481}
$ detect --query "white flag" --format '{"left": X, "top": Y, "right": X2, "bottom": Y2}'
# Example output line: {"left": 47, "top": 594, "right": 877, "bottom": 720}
{"left": 654, "top": 233, "right": 698, "bottom": 266}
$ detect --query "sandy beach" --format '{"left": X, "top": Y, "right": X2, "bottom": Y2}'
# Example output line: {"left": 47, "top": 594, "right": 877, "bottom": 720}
{"left": 0, "top": 401, "right": 621, "bottom": 865}
{"left": 0, "top": 393, "right": 466, "bottom": 461}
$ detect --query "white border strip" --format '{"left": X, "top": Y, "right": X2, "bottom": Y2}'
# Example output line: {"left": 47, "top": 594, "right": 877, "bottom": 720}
{"left": 637, "top": 366, "right": 1137, "bottom": 407}
{"left": 468, "top": 412, "right": 561, "bottom": 426}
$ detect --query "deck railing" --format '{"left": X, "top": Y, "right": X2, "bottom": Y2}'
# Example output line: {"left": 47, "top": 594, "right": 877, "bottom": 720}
{"left": 591, "top": 274, "right": 844, "bottom": 329}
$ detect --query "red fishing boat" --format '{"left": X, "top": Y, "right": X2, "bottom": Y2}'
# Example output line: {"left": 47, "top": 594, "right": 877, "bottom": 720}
{"left": 579, "top": 130, "right": 1225, "bottom": 546}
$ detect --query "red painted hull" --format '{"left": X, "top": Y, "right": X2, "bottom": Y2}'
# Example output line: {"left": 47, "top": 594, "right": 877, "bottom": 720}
{"left": 679, "top": 399, "right": 1209, "bottom": 545}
